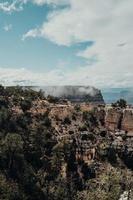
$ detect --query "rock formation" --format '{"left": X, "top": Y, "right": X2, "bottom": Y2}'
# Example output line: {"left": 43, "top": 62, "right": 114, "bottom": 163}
{"left": 105, "top": 108, "right": 123, "bottom": 131}
{"left": 38, "top": 86, "right": 105, "bottom": 104}
{"left": 121, "top": 109, "right": 133, "bottom": 131}
{"left": 0, "top": 86, "right": 132, "bottom": 199}
{"left": 105, "top": 108, "right": 133, "bottom": 132}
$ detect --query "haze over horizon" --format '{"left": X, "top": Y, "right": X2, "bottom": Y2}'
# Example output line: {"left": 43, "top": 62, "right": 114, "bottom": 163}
{"left": 0, "top": 0, "right": 133, "bottom": 88}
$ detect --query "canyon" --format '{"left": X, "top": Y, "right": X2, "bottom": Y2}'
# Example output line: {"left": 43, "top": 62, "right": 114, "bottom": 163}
{"left": 25, "top": 96, "right": 133, "bottom": 170}
{"left": 0, "top": 85, "right": 132, "bottom": 199}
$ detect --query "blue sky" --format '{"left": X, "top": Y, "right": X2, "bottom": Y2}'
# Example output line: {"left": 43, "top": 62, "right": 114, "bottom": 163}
{"left": 0, "top": 0, "right": 133, "bottom": 87}
{"left": 0, "top": 2, "right": 91, "bottom": 73}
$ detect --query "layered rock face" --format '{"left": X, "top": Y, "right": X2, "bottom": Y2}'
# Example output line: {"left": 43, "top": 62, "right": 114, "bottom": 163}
{"left": 105, "top": 108, "right": 133, "bottom": 132}
{"left": 105, "top": 109, "right": 123, "bottom": 131}
{"left": 39, "top": 86, "right": 104, "bottom": 104}
{"left": 121, "top": 109, "right": 133, "bottom": 131}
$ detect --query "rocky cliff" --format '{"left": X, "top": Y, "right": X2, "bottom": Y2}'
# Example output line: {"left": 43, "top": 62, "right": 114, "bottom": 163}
{"left": 121, "top": 109, "right": 133, "bottom": 131}
{"left": 38, "top": 86, "right": 104, "bottom": 104}
{"left": 105, "top": 108, "right": 123, "bottom": 131}
{"left": 0, "top": 86, "right": 132, "bottom": 199}
{"left": 27, "top": 99, "right": 133, "bottom": 170}
{"left": 0, "top": 87, "right": 133, "bottom": 200}
{"left": 105, "top": 107, "right": 133, "bottom": 132}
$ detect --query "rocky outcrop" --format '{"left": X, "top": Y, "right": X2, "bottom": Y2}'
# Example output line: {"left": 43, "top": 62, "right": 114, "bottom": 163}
{"left": 121, "top": 109, "right": 133, "bottom": 131}
{"left": 38, "top": 86, "right": 104, "bottom": 104}
{"left": 105, "top": 108, "right": 133, "bottom": 132}
{"left": 105, "top": 108, "right": 123, "bottom": 131}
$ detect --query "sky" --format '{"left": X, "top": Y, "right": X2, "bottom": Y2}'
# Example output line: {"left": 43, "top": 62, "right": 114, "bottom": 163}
{"left": 0, "top": 0, "right": 133, "bottom": 88}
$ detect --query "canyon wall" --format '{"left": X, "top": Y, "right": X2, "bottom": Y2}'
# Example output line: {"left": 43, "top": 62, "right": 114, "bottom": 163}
{"left": 121, "top": 109, "right": 133, "bottom": 131}
{"left": 105, "top": 108, "right": 133, "bottom": 132}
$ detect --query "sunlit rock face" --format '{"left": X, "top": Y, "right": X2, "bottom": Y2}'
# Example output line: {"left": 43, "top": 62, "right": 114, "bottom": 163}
{"left": 105, "top": 109, "right": 123, "bottom": 131}
{"left": 121, "top": 110, "right": 133, "bottom": 131}
{"left": 105, "top": 108, "right": 133, "bottom": 132}
{"left": 38, "top": 86, "right": 104, "bottom": 104}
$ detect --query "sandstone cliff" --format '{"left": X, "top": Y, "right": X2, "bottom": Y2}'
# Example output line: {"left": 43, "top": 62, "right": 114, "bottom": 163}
{"left": 105, "top": 108, "right": 133, "bottom": 132}
{"left": 121, "top": 109, "right": 133, "bottom": 131}
{"left": 105, "top": 108, "right": 123, "bottom": 131}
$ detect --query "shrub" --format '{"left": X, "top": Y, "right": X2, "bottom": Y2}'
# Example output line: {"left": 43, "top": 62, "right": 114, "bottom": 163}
{"left": 20, "top": 98, "right": 32, "bottom": 112}
{"left": 112, "top": 99, "right": 127, "bottom": 108}
{"left": 63, "top": 117, "right": 71, "bottom": 125}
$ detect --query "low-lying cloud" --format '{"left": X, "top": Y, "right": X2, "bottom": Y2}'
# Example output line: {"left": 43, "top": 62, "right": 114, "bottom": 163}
{"left": 0, "top": 66, "right": 133, "bottom": 88}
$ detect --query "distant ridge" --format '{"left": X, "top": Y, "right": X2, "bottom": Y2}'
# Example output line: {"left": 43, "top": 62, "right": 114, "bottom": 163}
{"left": 35, "top": 86, "right": 105, "bottom": 104}
{"left": 102, "top": 88, "right": 133, "bottom": 104}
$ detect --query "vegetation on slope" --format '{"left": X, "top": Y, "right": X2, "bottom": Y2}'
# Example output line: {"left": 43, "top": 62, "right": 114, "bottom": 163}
{"left": 0, "top": 86, "right": 132, "bottom": 200}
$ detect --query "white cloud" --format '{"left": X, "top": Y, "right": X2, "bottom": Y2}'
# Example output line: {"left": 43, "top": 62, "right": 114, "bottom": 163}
{"left": 0, "top": 67, "right": 69, "bottom": 86}
{"left": 0, "top": 68, "right": 44, "bottom": 86}
{"left": 0, "top": 0, "right": 68, "bottom": 13}
{"left": 0, "top": 0, "right": 28, "bottom": 13}
{"left": 22, "top": 28, "right": 39, "bottom": 40}
{"left": 1, "top": 0, "right": 133, "bottom": 88}
{"left": 0, "top": 65, "right": 133, "bottom": 88}
{"left": 22, "top": 0, "right": 133, "bottom": 88}
{"left": 3, "top": 24, "right": 12, "bottom": 31}
{"left": 32, "top": 0, "right": 69, "bottom": 6}
{"left": 0, "top": 67, "right": 73, "bottom": 87}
